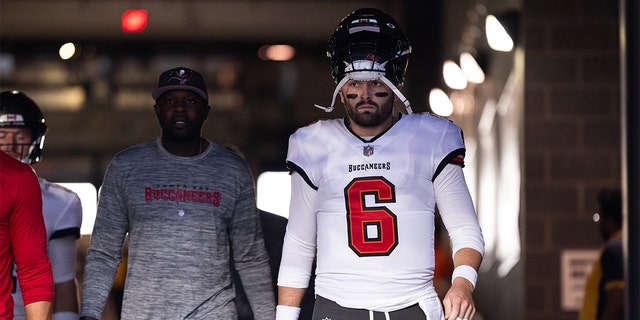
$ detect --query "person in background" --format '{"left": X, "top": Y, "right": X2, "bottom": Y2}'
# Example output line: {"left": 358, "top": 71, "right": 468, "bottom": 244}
{"left": 276, "top": 8, "right": 484, "bottom": 320}
{"left": 580, "top": 188, "right": 624, "bottom": 320}
{"left": 234, "top": 209, "right": 316, "bottom": 320}
{"left": 0, "top": 150, "right": 54, "bottom": 320}
{"left": 80, "top": 67, "right": 275, "bottom": 320}
{"left": 0, "top": 90, "right": 83, "bottom": 320}
{"left": 223, "top": 144, "right": 315, "bottom": 320}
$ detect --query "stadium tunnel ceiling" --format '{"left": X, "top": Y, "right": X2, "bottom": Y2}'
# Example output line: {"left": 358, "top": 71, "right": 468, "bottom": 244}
{"left": 0, "top": 1, "right": 409, "bottom": 43}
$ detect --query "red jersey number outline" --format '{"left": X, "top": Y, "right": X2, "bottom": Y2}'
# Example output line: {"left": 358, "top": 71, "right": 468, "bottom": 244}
{"left": 344, "top": 176, "right": 398, "bottom": 256}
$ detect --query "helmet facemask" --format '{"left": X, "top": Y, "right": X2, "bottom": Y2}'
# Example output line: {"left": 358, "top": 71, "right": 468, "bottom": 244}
{"left": 0, "top": 128, "right": 43, "bottom": 164}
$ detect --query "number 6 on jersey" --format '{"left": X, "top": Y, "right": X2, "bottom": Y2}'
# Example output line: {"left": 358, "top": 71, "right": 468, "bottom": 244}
{"left": 344, "top": 176, "right": 398, "bottom": 256}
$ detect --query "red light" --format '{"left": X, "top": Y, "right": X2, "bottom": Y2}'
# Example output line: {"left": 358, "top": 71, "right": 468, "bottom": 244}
{"left": 122, "top": 9, "right": 147, "bottom": 33}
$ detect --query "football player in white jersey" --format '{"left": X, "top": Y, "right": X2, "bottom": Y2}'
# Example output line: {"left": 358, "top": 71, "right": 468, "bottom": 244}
{"left": 276, "top": 8, "right": 485, "bottom": 320}
{"left": 1, "top": 90, "right": 83, "bottom": 320}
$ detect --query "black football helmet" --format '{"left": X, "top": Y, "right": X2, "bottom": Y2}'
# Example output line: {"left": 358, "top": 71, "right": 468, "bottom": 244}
{"left": 0, "top": 90, "right": 48, "bottom": 164}
{"left": 316, "top": 8, "right": 413, "bottom": 113}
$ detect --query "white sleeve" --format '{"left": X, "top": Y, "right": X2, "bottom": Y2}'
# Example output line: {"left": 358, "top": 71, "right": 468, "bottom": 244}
{"left": 277, "top": 172, "right": 317, "bottom": 288}
{"left": 434, "top": 164, "right": 485, "bottom": 256}
{"left": 57, "top": 192, "right": 83, "bottom": 233}
{"left": 48, "top": 236, "right": 78, "bottom": 283}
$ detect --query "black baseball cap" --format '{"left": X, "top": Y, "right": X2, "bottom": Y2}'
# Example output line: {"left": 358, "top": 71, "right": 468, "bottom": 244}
{"left": 152, "top": 67, "right": 208, "bottom": 101}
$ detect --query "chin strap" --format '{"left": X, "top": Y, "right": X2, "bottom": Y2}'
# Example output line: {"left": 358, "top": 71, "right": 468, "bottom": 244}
{"left": 379, "top": 76, "right": 412, "bottom": 114}
{"left": 314, "top": 76, "right": 412, "bottom": 114}
{"left": 314, "top": 77, "right": 348, "bottom": 112}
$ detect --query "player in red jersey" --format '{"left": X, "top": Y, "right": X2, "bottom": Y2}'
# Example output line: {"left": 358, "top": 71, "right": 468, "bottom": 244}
{"left": 1, "top": 90, "right": 83, "bottom": 320}
{"left": 0, "top": 150, "right": 53, "bottom": 319}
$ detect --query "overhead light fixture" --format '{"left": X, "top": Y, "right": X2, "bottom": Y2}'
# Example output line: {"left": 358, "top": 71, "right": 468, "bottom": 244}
{"left": 485, "top": 10, "right": 519, "bottom": 52}
{"left": 443, "top": 60, "right": 468, "bottom": 90}
{"left": 258, "top": 44, "right": 296, "bottom": 61}
{"left": 429, "top": 88, "right": 453, "bottom": 117}
{"left": 122, "top": 9, "right": 148, "bottom": 33}
{"left": 460, "top": 52, "right": 485, "bottom": 84}
{"left": 59, "top": 42, "right": 77, "bottom": 60}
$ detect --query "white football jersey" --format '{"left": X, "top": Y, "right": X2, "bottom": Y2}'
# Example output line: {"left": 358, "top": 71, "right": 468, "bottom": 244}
{"left": 284, "top": 113, "right": 468, "bottom": 311}
{"left": 12, "top": 178, "right": 83, "bottom": 319}
{"left": 38, "top": 179, "right": 84, "bottom": 241}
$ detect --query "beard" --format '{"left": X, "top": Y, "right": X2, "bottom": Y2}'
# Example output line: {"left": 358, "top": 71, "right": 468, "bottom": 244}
{"left": 345, "top": 98, "right": 395, "bottom": 128}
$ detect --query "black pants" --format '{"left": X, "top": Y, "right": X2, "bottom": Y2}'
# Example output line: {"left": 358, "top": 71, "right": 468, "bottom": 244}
{"left": 312, "top": 295, "right": 428, "bottom": 320}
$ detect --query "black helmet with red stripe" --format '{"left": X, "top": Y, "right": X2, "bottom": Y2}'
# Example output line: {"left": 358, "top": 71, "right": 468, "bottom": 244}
{"left": 328, "top": 8, "right": 411, "bottom": 86}
{"left": 0, "top": 90, "right": 48, "bottom": 163}
{"left": 317, "top": 8, "right": 413, "bottom": 113}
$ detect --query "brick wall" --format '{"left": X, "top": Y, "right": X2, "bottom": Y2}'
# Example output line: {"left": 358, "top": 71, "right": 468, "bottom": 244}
{"left": 523, "top": 0, "right": 621, "bottom": 319}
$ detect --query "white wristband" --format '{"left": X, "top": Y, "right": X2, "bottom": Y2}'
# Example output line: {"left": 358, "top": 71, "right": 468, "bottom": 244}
{"left": 451, "top": 265, "right": 478, "bottom": 288}
{"left": 53, "top": 311, "right": 79, "bottom": 320}
{"left": 276, "top": 305, "right": 301, "bottom": 320}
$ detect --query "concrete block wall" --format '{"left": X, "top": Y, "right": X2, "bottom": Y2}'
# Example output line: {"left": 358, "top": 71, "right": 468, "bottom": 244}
{"left": 523, "top": 0, "right": 621, "bottom": 319}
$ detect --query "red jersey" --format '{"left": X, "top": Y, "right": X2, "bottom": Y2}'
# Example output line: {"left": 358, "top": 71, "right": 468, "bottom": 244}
{"left": 0, "top": 151, "right": 53, "bottom": 319}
